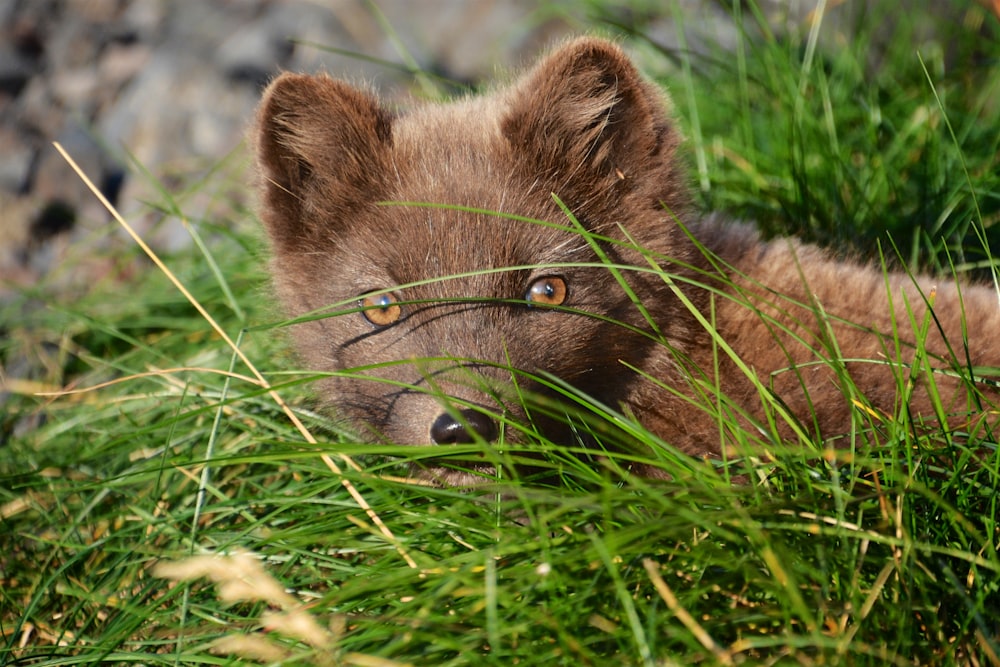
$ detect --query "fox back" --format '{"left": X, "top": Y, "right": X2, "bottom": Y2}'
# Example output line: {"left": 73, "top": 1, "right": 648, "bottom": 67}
{"left": 253, "top": 38, "right": 1000, "bottom": 484}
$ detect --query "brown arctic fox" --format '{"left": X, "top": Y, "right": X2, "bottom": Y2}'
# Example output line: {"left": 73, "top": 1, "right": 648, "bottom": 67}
{"left": 253, "top": 38, "right": 999, "bottom": 484}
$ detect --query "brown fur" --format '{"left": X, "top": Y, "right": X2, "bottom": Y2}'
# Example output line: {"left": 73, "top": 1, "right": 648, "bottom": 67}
{"left": 253, "top": 38, "right": 999, "bottom": 484}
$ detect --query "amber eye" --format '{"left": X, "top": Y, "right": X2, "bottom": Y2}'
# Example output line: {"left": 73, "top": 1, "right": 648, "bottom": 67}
{"left": 360, "top": 292, "right": 402, "bottom": 326}
{"left": 525, "top": 276, "right": 568, "bottom": 307}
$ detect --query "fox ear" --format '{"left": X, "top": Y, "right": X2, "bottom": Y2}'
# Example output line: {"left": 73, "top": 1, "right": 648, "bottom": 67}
{"left": 501, "top": 38, "right": 680, "bottom": 215}
{"left": 253, "top": 73, "right": 393, "bottom": 250}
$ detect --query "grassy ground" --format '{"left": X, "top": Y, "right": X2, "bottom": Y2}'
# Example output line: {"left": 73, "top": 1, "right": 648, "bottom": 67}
{"left": 3, "top": 2, "right": 999, "bottom": 665}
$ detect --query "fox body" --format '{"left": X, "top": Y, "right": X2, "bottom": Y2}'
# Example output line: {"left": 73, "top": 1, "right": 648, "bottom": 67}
{"left": 253, "top": 38, "right": 999, "bottom": 484}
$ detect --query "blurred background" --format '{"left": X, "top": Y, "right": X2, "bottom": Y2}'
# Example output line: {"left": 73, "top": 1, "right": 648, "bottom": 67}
{"left": 1, "top": 0, "right": 997, "bottom": 301}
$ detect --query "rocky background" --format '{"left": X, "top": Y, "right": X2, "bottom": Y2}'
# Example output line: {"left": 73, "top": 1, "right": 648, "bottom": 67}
{"left": 1, "top": 0, "right": 994, "bottom": 303}
{"left": 0, "top": 0, "right": 571, "bottom": 301}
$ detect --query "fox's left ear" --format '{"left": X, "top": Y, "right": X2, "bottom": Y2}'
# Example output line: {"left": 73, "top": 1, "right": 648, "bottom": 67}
{"left": 501, "top": 38, "right": 684, "bottom": 216}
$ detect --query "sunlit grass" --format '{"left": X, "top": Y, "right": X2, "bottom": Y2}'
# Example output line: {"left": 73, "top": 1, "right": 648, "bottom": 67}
{"left": 2, "top": 2, "right": 999, "bottom": 665}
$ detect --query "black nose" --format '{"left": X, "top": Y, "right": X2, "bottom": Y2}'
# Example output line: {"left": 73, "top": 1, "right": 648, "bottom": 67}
{"left": 430, "top": 409, "right": 498, "bottom": 444}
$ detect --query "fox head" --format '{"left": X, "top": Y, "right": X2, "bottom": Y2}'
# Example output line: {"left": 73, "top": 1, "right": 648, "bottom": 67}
{"left": 253, "top": 38, "right": 707, "bottom": 484}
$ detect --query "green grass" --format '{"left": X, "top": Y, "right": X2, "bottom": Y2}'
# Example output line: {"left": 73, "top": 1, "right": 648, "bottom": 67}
{"left": 646, "top": 1, "right": 1000, "bottom": 274}
{"left": 3, "top": 2, "right": 999, "bottom": 665}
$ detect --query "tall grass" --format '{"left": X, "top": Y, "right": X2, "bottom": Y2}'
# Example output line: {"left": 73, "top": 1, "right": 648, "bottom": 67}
{"left": 2, "top": 2, "right": 999, "bottom": 665}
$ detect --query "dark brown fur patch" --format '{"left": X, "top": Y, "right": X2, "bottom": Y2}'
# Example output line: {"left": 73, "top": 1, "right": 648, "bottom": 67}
{"left": 253, "top": 38, "right": 999, "bottom": 484}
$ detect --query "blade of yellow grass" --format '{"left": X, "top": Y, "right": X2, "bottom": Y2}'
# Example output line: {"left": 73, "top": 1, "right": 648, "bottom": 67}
{"left": 32, "top": 367, "right": 261, "bottom": 396}
{"left": 53, "top": 142, "right": 417, "bottom": 570}
{"left": 643, "top": 558, "right": 734, "bottom": 665}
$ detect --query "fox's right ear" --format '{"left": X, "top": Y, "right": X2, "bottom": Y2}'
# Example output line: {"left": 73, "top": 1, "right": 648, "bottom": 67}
{"left": 253, "top": 73, "right": 393, "bottom": 250}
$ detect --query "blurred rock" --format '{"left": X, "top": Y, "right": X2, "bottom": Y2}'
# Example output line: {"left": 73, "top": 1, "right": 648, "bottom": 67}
{"left": 0, "top": 0, "right": 576, "bottom": 301}
{"left": 1, "top": 0, "right": 989, "bottom": 303}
